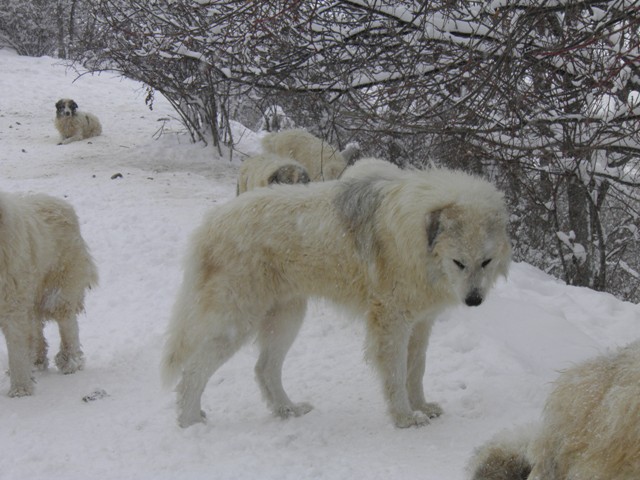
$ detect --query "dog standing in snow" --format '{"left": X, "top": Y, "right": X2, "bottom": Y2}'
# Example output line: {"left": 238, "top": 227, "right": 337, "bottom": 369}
{"left": 0, "top": 191, "right": 98, "bottom": 396}
{"left": 469, "top": 340, "right": 640, "bottom": 480}
{"left": 54, "top": 98, "right": 102, "bottom": 145}
{"left": 162, "top": 163, "right": 511, "bottom": 428}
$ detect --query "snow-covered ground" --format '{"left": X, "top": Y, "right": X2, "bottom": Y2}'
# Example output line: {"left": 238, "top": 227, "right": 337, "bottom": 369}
{"left": 0, "top": 49, "right": 639, "bottom": 480}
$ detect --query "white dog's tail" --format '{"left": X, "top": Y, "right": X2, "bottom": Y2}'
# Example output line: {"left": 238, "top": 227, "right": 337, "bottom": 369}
{"left": 467, "top": 426, "right": 534, "bottom": 480}
{"left": 340, "top": 141, "right": 361, "bottom": 164}
{"left": 160, "top": 311, "right": 192, "bottom": 389}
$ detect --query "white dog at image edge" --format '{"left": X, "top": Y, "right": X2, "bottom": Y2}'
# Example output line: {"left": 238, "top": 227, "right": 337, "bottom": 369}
{"left": 0, "top": 191, "right": 98, "bottom": 396}
{"left": 162, "top": 161, "right": 511, "bottom": 428}
{"left": 469, "top": 340, "right": 640, "bottom": 480}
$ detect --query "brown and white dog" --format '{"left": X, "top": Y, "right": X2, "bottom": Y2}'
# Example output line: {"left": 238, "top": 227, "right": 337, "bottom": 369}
{"left": 54, "top": 98, "right": 102, "bottom": 145}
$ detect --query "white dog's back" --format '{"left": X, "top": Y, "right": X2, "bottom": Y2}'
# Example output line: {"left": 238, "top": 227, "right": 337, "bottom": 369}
{"left": 237, "top": 153, "right": 310, "bottom": 195}
{"left": 262, "top": 129, "right": 346, "bottom": 181}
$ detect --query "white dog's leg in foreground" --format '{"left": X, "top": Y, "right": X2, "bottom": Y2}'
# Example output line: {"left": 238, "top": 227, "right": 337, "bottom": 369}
{"left": 366, "top": 307, "right": 434, "bottom": 428}
{"left": 254, "top": 297, "right": 313, "bottom": 418}
{"left": 176, "top": 330, "right": 248, "bottom": 428}
{"left": 407, "top": 320, "right": 443, "bottom": 418}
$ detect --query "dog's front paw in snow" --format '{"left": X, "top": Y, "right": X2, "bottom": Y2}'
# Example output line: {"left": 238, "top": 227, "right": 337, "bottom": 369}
{"left": 393, "top": 410, "right": 431, "bottom": 428}
{"left": 415, "top": 401, "right": 443, "bottom": 419}
{"left": 274, "top": 402, "right": 313, "bottom": 419}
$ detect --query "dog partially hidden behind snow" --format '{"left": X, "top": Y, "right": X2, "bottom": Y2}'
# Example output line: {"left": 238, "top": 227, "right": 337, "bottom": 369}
{"left": 54, "top": 98, "right": 102, "bottom": 145}
{"left": 0, "top": 191, "right": 98, "bottom": 396}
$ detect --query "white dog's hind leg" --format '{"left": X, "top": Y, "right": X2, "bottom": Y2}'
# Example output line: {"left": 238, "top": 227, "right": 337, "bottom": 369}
{"left": 255, "top": 297, "right": 312, "bottom": 418}
{"left": 54, "top": 314, "right": 85, "bottom": 374}
{"left": 176, "top": 326, "right": 248, "bottom": 428}
{"left": 3, "top": 316, "right": 35, "bottom": 397}
{"left": 367, "top": 304, "right": 429, "bottom": 428}
{"left": 33, "top": 319, "right": 49, "bottom": 371}
{"left": 406, "top": 319, "right": 443, "bottom": 418}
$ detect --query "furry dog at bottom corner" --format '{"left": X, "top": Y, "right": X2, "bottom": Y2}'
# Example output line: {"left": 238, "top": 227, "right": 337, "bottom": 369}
{"left": 0, "top": 191, "right": 98, "bottom": 397}
{"left": 55, "top": 98, "right": 102, "bottom": 145}
{"left": 161, "top": 162, "right": 511, "bottom": 429}
{"left": 468, "top": 340, "right": 640, "bottom": 480}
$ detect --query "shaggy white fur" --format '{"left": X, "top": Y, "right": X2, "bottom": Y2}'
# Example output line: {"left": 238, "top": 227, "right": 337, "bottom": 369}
{"left": 469, "top": 340, "right": 640, "bottom": 480}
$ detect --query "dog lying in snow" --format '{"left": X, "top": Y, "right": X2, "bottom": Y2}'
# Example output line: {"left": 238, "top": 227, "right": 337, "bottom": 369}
{"left": 55, "top": 98, "right": 102, "bottom": 144}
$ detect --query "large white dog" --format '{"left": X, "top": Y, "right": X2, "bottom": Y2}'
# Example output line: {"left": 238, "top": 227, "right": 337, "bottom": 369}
{"left": 162, "top": 164, "right": 511, "bottom": 428}
{"left": 261, "top": 129, "right": 347, "bottom": 181}
{"left": 469, "top": 340, "right": 640, "bottom": 480}
{"left": 55, "top": 98, "right": 102, "bottom": 145}
{"left": 237, "top": 153, "right": 310, "bottom": 195}
{"left": 0, "top": 191, "right": 98, "bottom": 396}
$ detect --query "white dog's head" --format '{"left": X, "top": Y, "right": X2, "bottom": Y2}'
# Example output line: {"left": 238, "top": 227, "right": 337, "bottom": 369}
{"left": 427, "top": 204, "right": 511, "bottom": 307}
{"left": 55, "top": 98, "right": 78, "bottom": 118}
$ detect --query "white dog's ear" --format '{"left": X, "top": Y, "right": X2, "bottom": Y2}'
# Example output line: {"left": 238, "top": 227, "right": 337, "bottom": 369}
{"left": 426, "top": 209, "right": 443, "bottom": 250}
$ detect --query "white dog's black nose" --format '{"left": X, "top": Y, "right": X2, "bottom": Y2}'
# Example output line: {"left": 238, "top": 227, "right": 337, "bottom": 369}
{"left": 465, "top": 291, "right": 483, "bottom": 307}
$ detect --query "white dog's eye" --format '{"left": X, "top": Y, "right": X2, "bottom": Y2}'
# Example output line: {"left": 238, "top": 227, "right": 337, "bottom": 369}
{"left": 453, "top": 259, "right": 466, "bottom": 270}
{"left": 482, "top": 259, "right": 492, "bottom": 268}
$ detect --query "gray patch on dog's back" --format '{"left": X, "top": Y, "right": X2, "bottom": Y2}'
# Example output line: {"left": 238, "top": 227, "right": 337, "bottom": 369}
{"left": 334, "top": 178, "right": 385, "bottom": 257}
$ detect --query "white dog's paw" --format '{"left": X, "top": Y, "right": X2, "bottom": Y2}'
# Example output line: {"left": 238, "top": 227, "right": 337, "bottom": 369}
{"left": 274, "top": 402, "right": 313, "bottom": 419}
{"left": 178, "top": 409, "right": 207, "bottom": 428}
{"left": 8, "top": 383, "right": 34, "bottom": 397}
{"left": 55, "top": 351, "right": 85, "bottom": 374}
{"left": 393, "top": 410, "right": 430, "bottom": 428}
{"left": 34, "top": 357, "right": 49, "bottom": 371}
{"left": 417, "top": 401, "right": 443, "bottom": 419}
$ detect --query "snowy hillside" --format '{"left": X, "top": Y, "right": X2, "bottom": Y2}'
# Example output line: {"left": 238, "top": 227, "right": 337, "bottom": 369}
{"left": 0, "top": 50, "right": 639, "bottom": 480}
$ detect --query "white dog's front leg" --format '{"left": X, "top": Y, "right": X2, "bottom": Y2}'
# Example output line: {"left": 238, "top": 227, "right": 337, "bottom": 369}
{"left": 3, "top": 317, "right": 35, "bottom": 397}
{"left": 407, "top": 319, "right": 443, "bottom": 418}
{"left": 59, "top": 132, "right": 83, "bottom": 145}
{"left": 366, "top": 305, "right": 430, "bottom": 428}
